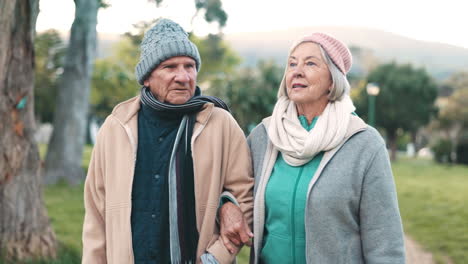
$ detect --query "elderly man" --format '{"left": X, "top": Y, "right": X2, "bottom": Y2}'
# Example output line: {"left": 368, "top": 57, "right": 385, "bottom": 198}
{"left": 82, "top": 18, "right": 253, "bottom": 264}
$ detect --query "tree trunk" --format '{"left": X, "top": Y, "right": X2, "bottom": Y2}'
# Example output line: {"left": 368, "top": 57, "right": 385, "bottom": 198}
{"left": 44, "top": 0, "right": 99, "bottom": 185}
{"left": 410, "top": 131, "right": 417, "bottom": 157}
{"left": 0, "top": 0, "right": 57, "bottom": 260}
{"left": 388, "top": 130, "right": 398, "bottom": 161}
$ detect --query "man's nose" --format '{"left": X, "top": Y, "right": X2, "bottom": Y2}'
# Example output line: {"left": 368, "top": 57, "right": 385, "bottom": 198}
{"left": 174, "top": 68, "right": 190, "bottom": 82}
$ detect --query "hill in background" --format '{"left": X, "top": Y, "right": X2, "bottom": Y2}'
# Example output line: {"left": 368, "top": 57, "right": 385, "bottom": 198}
{"left": 93, "top": 26, "right": 468, "bottom": 81}
{"left": 225, "top": 26, "right": 468, "bottom": 80}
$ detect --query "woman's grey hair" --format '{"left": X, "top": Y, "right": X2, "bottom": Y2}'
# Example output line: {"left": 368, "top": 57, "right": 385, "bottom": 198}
{"left": 277, "top": 41, "right": 351, "bottom": 102}
{"left": 319, "top": 45, "right": 350, "bottom": 101}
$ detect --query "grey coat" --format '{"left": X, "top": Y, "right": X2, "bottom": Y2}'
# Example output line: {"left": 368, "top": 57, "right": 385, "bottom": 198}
{"left": 247, "top": 116, "right": 405, "bottom": 264}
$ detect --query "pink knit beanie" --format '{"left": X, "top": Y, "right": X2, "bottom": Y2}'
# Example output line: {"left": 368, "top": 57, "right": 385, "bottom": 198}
{"left": 295, "top": 32, "right": 352, "bottom": 74}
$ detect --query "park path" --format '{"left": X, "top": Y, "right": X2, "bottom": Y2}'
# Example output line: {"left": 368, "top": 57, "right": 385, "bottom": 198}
{"left": 405, "top": 235, "right": 454, "bottom": 264}
{"left": 405, "top": 235, "right": 435, "bottom": 264}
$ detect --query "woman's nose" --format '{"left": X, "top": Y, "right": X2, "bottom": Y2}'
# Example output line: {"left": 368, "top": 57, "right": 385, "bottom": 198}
{"left": 293, "top": 66, "right": 304, "bottom": 78}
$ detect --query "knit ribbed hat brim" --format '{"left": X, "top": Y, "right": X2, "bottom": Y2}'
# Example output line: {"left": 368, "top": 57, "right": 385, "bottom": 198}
{"left": 135, "top": 18, "right": 201, "bottom": 85}
{"left": 135, "top": 40, "right": 201, "bottom": 84}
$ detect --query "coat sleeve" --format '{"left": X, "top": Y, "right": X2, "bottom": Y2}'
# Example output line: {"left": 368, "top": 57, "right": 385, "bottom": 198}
{"left": 206, "top": 112, "right": 254, "bottom": 264}
{"left": 82, "top": 125, "right": 107, "bottom": 263}
{"left": 360, "top": 144, "right": 406, "bottom": 263}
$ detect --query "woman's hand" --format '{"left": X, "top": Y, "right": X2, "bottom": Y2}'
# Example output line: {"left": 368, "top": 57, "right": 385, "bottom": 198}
{"left": 219, "top": 202, "right": 254, "bottom": 254}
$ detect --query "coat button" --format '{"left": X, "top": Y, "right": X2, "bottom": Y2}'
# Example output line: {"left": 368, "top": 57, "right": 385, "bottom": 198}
{"left": 158, "top": 137, "right": 164, "bottom": 142}
{"left": 154, "top": 174, "right": 160, "bottom": 180}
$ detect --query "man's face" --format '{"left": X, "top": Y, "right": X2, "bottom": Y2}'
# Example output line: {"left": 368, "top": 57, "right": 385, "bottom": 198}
{"left": 144, "top": 56, "right": 197, "bottom": 104}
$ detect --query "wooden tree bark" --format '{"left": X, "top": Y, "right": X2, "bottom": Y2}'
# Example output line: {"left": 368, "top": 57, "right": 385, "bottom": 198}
{"left": 44, "top": 0, "right": 99, "bottom": 184}
{"left": 388, "top": 130, "right": 398, "bottom": 161}
{"left": 0, "top": 0, "right": 57, "bottom": 260}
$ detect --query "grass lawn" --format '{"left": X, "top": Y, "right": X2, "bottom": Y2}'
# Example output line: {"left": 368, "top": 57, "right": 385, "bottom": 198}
{"left": 393, "top": 158, "right": 468, "bottom": 263}
{"left": 45, "top": 183, "right": 85, "bottom": 252}
{"left": 31, "top": 146, "right": 468, "bottom": 263}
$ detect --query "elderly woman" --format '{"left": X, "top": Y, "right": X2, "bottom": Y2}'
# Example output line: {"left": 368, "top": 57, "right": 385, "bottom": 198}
{"left": 246, "top": 33, "right": 405, "bottom": 263}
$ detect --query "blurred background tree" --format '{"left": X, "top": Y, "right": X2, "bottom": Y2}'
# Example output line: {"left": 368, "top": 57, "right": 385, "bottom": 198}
{"left": 90, "top": 37, "right": 140, "bottom": 121}
{"left": 431, "top": 73, "right": 468, "bottom": 164}
{"left": 354, "top": 62, "right": 438, "bottom": 160}
{"left": 193, "top": 0, "right": 227, "bottom": 30}
{"left": 191, "top": 33, "right": 241, "bottom": 83}
{"left": 34, "top": 29, "right": 65, "bottom": 123}
{"left": 207, "top": 60, "right": 282, "bottom": 132}
{"left": 44, "top": 0, "right": 103, "bottom": 185}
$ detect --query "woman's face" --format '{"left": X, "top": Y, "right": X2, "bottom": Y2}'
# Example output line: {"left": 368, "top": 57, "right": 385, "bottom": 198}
{"left": 285, "top": 42, "right": 332, "bottom": 106}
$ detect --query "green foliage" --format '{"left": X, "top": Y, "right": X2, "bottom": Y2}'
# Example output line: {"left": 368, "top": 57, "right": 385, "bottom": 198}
{"left": 356, "top": 62, "right": 438, "bottom": 133}
{"left": 354, "top": 62, "right": 438, "bottom": 159}
{"left": 122, "top": 20, "right": 154, "bottom": 47}
{"left": 431, "top": 138, "right": 453, "bottom": 163}
{"left": 34, "top": 29, "right": 65, "bottom": 123}
{"left": 455, "top": 132, "right": 468, "bottom": 165}
{"left": 396, "top": 130, "right": 411, "bottom": 151}
{"left": 98, "top": 0, "right": 110, "bottom": 8}
{"left": 348, "top": 45, "right": 379, "bottom": 78}
{"left": 190, "top": 34, "right": 241, "bottom": 83}
{"left": 438, "top": 85, "right": 468, "bottom": 128}
{"left": 394, "top": 158, "right": 468, "bottom": 263}
{"left": 456, "top": 141, "right": 468, "bottom": 165}
{"left": 194, "top": 0, "right": 228, "bottom": 28}
{"left": 207, "top": 60, "right": 283, "bottom": 132}
{"left": 148, "top": 0, "right": 227, "bottom": 30}
{"left": 432, "top": 72, "right": 468, "bottom": 164}
{"left": 90, "top": 38, "right": 139, "bottom": 121}
{"left": 443, "top": 71, "right": 468, "bottom": 94}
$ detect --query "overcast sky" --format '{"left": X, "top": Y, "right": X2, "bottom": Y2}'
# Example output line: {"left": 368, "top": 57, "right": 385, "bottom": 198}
{"left": 36, "top": 0, "right": 468, "bottom": 49}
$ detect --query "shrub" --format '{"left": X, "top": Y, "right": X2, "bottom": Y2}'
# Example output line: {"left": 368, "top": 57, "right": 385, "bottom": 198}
{"left": 456, "top": 140, "right": 468, "bottom": 165}
{"left": 431, "top": 138, "right": 453, "bottom": 163}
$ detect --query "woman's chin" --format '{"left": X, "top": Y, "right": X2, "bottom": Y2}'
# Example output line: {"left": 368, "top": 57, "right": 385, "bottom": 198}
{"left": 289, "top": 93, "right": 311, "bottom": 104}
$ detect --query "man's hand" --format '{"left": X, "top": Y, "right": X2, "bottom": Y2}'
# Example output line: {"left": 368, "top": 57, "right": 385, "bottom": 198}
{"left": 219, "top": 202, "right": 254, "bottom": 254}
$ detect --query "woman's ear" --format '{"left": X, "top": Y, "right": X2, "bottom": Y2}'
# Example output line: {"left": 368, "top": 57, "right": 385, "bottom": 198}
{"left": 328, "top": 82, "right": 334, "bottom": 94}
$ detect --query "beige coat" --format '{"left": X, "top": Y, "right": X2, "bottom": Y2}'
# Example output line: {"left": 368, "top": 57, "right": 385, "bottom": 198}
{"left": 82, "top": 96, "right": 254, "bottom": 264}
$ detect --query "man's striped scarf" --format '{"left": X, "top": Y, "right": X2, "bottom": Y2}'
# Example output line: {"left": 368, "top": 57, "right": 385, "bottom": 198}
{"left": 140, "top": 86, "right": 229, "bottom": 264}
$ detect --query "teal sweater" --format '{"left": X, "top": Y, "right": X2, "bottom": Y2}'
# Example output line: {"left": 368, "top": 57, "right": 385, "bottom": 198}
{"left": 260, "top": 116, "right": 323, "bottom": 264}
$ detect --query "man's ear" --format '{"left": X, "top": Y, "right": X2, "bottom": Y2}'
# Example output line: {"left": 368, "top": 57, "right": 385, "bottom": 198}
{"left": 144, "top": 80, "right": 149, "bottom": 87}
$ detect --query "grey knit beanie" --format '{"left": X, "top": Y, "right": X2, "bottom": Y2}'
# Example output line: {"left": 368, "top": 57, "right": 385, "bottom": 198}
{"left": 135, "top": 18, "right": 201, "bottom": 85}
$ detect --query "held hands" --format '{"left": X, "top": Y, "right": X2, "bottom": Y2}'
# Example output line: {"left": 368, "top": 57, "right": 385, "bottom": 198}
{"left": 219, "top": 202, "right": 254, "bottom": 254}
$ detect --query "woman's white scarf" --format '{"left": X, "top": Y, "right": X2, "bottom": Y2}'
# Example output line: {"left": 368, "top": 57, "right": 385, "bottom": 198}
{"left": 268, "top": 95, "right": 356, "bottom": 166}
